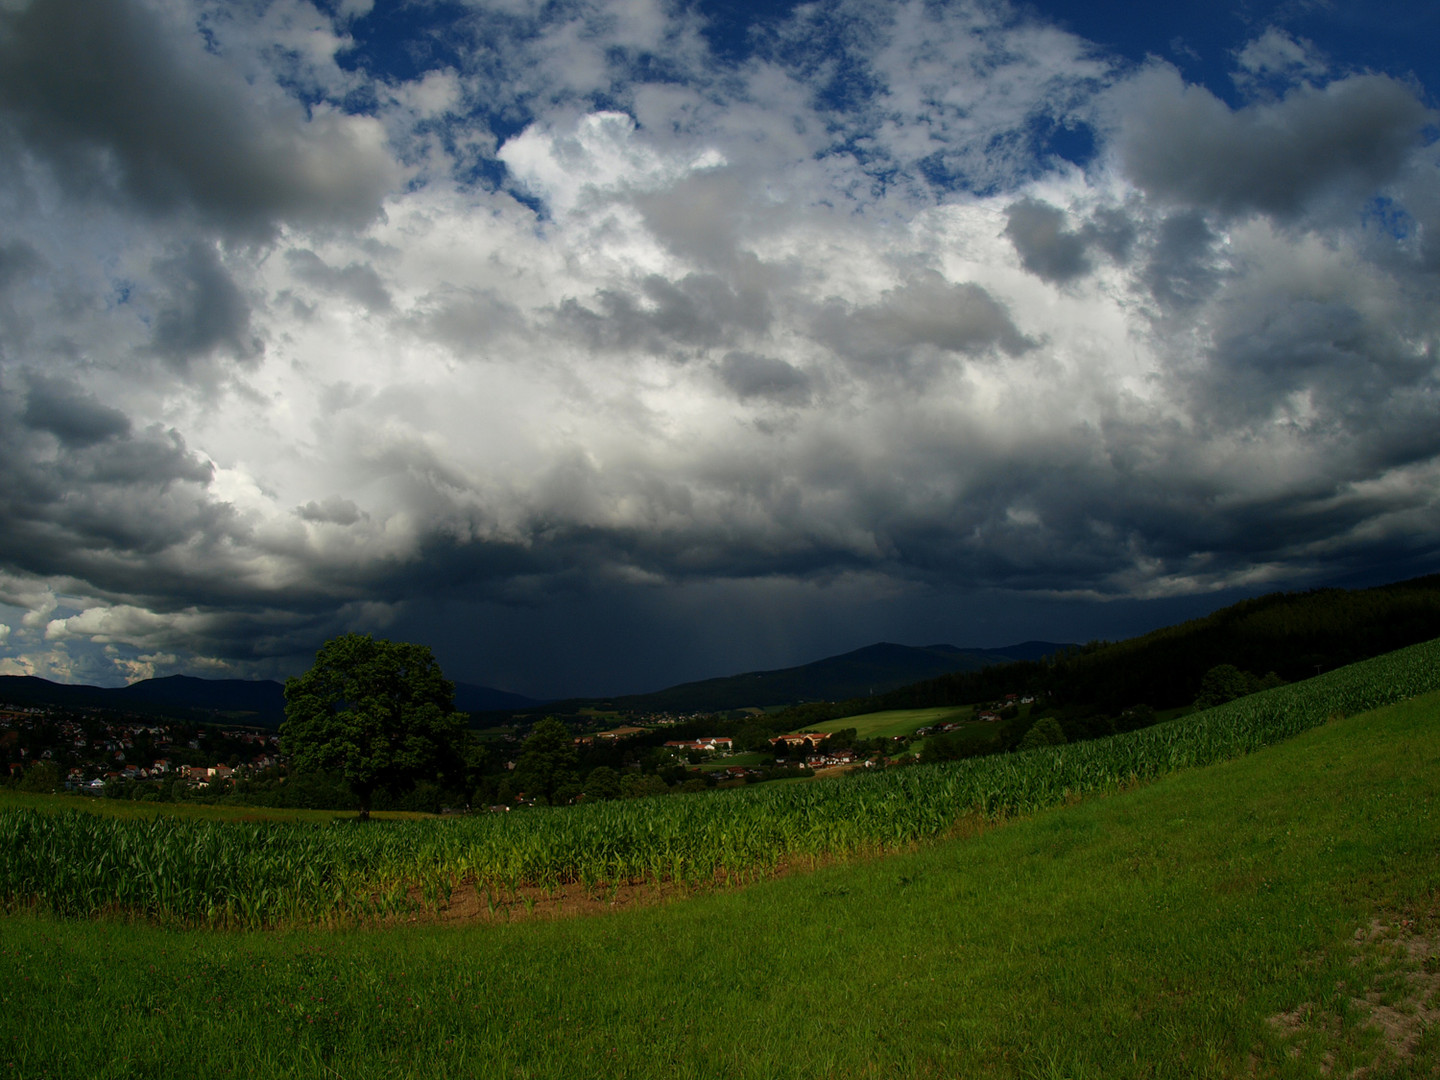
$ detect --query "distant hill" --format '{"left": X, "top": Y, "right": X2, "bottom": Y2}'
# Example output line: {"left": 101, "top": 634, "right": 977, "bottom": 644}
{"left": 0, "top": 674, "right": 542, "bottom": 727}
{"left": 532, "top": 640, "right": 1071, "bottom": 715}
{"left": 454, "top": 684, "right": 545, "bottom": 713}
{"left": 0, "top": 674, "right": 292, "bottom": 725}
{"left": 118, "top": 675, "right": 286, "bottom": 720}
{"left": 875, "top": 574, "right": 1440, "bottom": 715}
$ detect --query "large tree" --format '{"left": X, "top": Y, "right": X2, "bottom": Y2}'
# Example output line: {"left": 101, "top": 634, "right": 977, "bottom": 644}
{"left": 511, "top": 717, "right": 579, "bottom": 805}
{"left": 282, "top": 634, "right": 465, "bottom": 819}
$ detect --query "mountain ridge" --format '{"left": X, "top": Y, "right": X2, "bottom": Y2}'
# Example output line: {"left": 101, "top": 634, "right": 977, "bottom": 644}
{"left": 0, "top": 674, "right": 544, "bottom": 726}
{"left": 533, "top": 640, "right": 1072, "bottom": 715}
{"left": 0, "top": 640, "right": 1067, "bottom": 724}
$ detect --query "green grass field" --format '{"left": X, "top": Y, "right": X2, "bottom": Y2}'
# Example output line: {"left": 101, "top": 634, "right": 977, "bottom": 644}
{"left": 6, "top": 639, "right": 1439, "bottom": 930}
{"left": 807, "top": 704, "right": 974, "bottom": 739}
{"left": 0, "top": 790, "right": 433, "bottom": 825}
{"left": 694, "top": 752, "right": 768, "bottom": 772}
{"left": 4, "top": 682, "right": 1437, "bottom": 1077}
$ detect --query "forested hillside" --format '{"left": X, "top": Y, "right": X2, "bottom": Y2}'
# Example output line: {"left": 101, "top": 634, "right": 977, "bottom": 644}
{"left": 878, "top": 575, "right": 1440, "bottom": 714}
{"left": 544, "top": 641, "right": 1067, "bottom": 715}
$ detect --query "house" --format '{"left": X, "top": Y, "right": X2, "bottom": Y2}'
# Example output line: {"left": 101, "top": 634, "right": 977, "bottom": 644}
{"left": 664, "top": 736, "right": 734, "bottom": 753}
{"left": 182, "top": 765, "right": 211, "bottom": 784}
{"left": 770, "top": 732, "right": 827, "bottom": 750}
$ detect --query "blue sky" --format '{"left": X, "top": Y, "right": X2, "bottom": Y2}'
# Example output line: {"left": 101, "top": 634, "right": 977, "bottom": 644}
{"left": 0, "top": 0, "right": 1436, "bottom": 696}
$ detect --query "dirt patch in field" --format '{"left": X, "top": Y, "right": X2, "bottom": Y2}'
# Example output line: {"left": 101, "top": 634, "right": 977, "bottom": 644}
{"left": 1267, "top": 905, "right": 1440, "bottom": 1076}
{"left": 420, "top": 877, "right": 715, "bottom": 923}
{"left": 1347, "top": 917, "right": 1440, "bottom": 1066}
{"left": 388, "top": 834, "right": 980, "bottom": 926}
{"left": 394, "top": 815, "right": 1008, "bottom": 926}
{"left": 417, "top": 858, "right": 833, "bottom": 924}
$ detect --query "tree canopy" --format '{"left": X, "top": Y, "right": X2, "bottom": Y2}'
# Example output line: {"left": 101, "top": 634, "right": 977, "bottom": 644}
{"left": 1017, "top": 716, "right": 1067, "bottom": 751}
{"left": 512, "top": 716, "right": 580, "bottom": 805}
{"left": 281, "top": 634, "right": 465, "bottom": 819}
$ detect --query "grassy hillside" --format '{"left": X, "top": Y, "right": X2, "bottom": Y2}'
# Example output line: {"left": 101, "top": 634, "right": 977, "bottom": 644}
{"left": 5, "top": 638, "right": 1438, "bottom": 930}
{"left": 806, "top": 705, "right": 973, "bottom": 739}
{"left": 3, "top": 681, "right": 1438, "bottom": 1076}
{"left": 874, "top": 573, "right": 1440, "bottom": 715}
{"left": 0, "top": 791, "right": 432, "bottom": 825}
{"left": 535, "top": 642, "right": 1066, "bottom": 717}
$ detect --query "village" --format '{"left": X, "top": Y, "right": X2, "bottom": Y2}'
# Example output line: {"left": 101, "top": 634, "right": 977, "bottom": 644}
{"left": 580, "top": 726, "right": 885, "bottom": 779}
{"left": 0, "top": 686, "right": 1035, "bottom": 811}
{"left": 0, "top": 703, "right": 281, "bottom": 794}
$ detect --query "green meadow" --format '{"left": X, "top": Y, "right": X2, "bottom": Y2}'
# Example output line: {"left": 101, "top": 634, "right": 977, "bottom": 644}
{"left": 0, "top": 791, "right": 432, "bottom": 826}
{"left": 3, "top": 672, "right": 1438, "bottom": 1075}
{"left": 11, "top": 638, "right": 1437, "bottom": 930}
{"left": 693, "top": 751, "right": 769, "bottom": 772}
{"left": 808, "top": 704, "right": 974, "bottom": 739}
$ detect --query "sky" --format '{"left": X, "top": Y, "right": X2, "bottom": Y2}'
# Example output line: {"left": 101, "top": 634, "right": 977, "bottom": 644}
{"left": 0, "top": 0, "right": 1437, "bottom": 698}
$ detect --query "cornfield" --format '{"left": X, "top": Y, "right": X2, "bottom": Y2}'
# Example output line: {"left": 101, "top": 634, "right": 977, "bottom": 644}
{"left": 4, "top": 637, "right": 1439, "bottom": 928}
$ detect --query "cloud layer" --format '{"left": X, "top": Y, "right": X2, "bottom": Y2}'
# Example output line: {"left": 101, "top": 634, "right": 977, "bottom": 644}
{"left": 0, "top": 0, "right": 1436, "bottom": 692}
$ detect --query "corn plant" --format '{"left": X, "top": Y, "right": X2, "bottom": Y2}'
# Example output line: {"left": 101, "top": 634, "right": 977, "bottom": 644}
{"left": 4, "top": 636, "right": 1439, "bottom": 928}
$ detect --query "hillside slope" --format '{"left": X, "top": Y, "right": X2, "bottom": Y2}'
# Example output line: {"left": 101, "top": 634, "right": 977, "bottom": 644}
{"left": 0, "top": 674, "right": 540, "bottom": 726}
{"left": 5, "top": 682, "right": 1436, "bottom": 1077}
{"left": 878, "top": 573, "right": 1440, "bottom": 714}
{"left": 549, "top": 640, "right": 1068, "bottom": 714}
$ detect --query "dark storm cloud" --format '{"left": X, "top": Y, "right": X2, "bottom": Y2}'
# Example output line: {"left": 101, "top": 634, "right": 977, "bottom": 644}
{"left": 427, "top": 426, "right": 1410, "bottom": 609}
{"left": 1001, "top": 199, "right": 1139, "bottom": 288}
{"left": 814, "top": 272, "right": 1035, "bottom": 376}
{"left": 829, "top": 423, "right": 1432, "bottom": 604}
{"left": 409, "top": 288, "right": 525, "bottom": 355}
{"left": 0, "top": 238, "right": 44, "bottom": 342}
{"left": 715, "top": 352, "right": 812, "bottom": 405}
{"left": 1120, "top": 72, "right": 1433, "bottom": 218}
{"left": 0, "top": 239, "right": 43, "bottom": 290}
{"left": 0, "top": 382, "right": 394, "bottom": 667}
{"left": 22, "top": 376, "right": 131, "bottom": 447}
{"left": 296, "top": 497, "right": 365, "bottom": 527}
{"left": 0, "top": 386, "right": 219, "bottom": 588}
{"left": 1085, "top": 207, "right": 1137, "bottom": 262}
{"left": 286, "top": 251, "right": 393, "bottom": 313}
{"left": 1143, "top": 212, "right": 1221, "bottom": 309}
{"left": 0, "top": 0, "right": 1436, "bottom": 695}
{"left": 1004, "top": 199, "right": 1091, "bottom": 283}
{"left": 84, "top": 427, "right": 215, "bottom": 488}
{"left": 0, "top": 0, "right": 394, "bottom": 237}
{"left": 148, "top": 243, "right": 261, "bottom": 366}
{"left": 1195, "top": 286, "right": 1438, "bottom": 443}
{"left": 633, "top": 168, "right": 751, "bottom": 266}
{"left": 555, "top": 273, "right": 768, "bottom": 355}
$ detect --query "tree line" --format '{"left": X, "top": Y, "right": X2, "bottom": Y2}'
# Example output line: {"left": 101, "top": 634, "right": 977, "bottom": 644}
{"left": 45, "top": 575, "right": 1437, "bottom": 815}
{"left": 771, "top": 575, "right": 1440, "bottom": 722}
